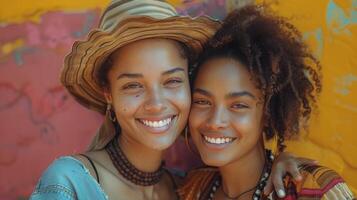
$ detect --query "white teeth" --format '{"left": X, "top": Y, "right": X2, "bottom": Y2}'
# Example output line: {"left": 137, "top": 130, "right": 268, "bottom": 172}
{"left": 216, "top": 138, "right": 220, "bottom": 144}
{"left": 204, "top": 136, "right": 234, "bottom": 144}
{"left": 141, "top": 117, "right": 172, "bottom": 128}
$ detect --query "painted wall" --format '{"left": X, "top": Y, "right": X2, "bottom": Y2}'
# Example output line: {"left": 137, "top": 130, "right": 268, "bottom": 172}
{"left": 257, "top": 0, "right": 357, "bottom": 194}
{"left": 0, "top": 0, "right": 356, "bottom": 199}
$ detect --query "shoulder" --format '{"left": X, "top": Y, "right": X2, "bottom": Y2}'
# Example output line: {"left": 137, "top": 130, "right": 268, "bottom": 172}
{"left": 294, "top": 165, "right": 355, "bottom": 199}
{"left": 177, "top": 167, "right": 218, "bottom": 200}
{"left": 30, "top": 156, "right": 88, "bottom": 199}
{"left": 38, "top": 156, "right": 86, "bottom": 184}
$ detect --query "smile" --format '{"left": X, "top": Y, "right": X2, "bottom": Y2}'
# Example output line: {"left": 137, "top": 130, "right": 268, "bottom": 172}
{"left": 139, "top": 117, "right": 173, "bottom": 128}
{"left": 136, "top": 115, "right": 176, "bottom": 134}
{"left": 202, "top": 134, "right": 237, "bottom": 145}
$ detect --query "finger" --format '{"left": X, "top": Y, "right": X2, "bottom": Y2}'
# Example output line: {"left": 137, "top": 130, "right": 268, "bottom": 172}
{"left": 272, "top": 169, "right": 286, "bottom": 198}
{"left": 286, "top": 163, "right": 302, "bottom": 181}
{"left": 269, "top": 163, "right": 286, "bottom": 198}
{"left": 264, "top": 176, "right": 273, "bottom": 195}
{"left": 296, "top": 157, "right": 318, "bottom": 166}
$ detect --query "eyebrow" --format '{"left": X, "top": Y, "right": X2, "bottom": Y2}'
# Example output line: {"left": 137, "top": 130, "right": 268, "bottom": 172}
{"left": 226, "top": 91, "right": 256, "bottom": 99}
{"left": 117, "top": 67, "right": 184, "bottom": 80}
{"left": 193, "top": 88, "right": 256, "bottom": 99}
{"left": 162, "top": 67, "right": 185, "bottom": 76}
{"left": 117, "top": 73, "right": 143, "bottom": 80}
{"left": 193, "top": 88, "right": 212, "bottom": 97}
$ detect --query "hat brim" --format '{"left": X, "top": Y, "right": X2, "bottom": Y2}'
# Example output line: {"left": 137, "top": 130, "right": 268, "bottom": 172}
{"left": 61, "top": 16, "right": 220, "bottom": 114}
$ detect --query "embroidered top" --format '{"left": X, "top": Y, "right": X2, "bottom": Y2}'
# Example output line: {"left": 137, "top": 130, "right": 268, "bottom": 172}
{"left": 30, "top": 156, "right": 184, "bottom": 200}
{"left": 178, "top": 165, "right": 355, "bottom": 200}
{"left": 30, "top": 156, "right": 108, "bottom": 200}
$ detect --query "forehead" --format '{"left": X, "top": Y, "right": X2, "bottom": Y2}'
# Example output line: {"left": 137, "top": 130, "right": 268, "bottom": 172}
{"left": 194, "top": 57, "right": 260, "bottom": 95}
{"left": 110, "top": 38, "right": 188, "bottom": 74}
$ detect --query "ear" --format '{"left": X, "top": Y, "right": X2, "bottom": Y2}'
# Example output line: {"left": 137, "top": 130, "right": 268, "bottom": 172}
{"left": 103, "top": 88, "right": 113, "bottom": 104}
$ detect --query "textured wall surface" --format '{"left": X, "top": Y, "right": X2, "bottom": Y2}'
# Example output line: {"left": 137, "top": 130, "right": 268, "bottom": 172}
{"left": 0, "top": 0, "right": 356, "bottom": 199}
{"left": 258, "top": 0, "right": 357, "bottom": 194}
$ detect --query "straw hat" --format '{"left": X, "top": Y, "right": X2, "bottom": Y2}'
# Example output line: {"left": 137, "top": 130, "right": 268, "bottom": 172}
{"left": 61, "top": 0, "right": 220, "bottom": 114}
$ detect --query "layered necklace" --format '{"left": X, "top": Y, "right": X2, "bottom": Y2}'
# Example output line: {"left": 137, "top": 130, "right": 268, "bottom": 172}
{"left": 105, "top": 139, "right": 165, "bottom": 186}
{"left": 203, "top": 149, "right": 274, "bottom": 200}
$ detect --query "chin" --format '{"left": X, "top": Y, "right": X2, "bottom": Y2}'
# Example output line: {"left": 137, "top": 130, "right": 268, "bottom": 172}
{"left": 145, "top": 135, "right": 176, "bottom": 151}
{"left": 200, "top": 154, "right": 230, "bottom": 167}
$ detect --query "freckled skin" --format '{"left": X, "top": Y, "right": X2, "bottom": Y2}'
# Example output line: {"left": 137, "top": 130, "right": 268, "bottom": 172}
{"left": 189, "top": 57, "right": 265, "bottom": 167}
{"left": 105, "top": 38, "right": 191, "bottom": 150}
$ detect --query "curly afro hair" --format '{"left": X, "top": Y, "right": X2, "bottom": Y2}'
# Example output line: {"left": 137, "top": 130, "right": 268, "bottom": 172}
{"left": 190, "top": 5, "right": 322, "bottom": 152}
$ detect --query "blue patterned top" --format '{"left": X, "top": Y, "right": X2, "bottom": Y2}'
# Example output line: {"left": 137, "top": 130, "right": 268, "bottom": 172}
{"left": 30, "top": 156, "right": 108, "bottom": 200}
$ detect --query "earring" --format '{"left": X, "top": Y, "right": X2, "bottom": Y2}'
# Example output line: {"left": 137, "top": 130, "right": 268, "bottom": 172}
{"left": 184, "top": 127, "right": 200, "bottom": 157}
{"left": 277, "top": 134, "right": 286, "bottom": 153}
{"left": 106, "top": 104, "right": 116, "bottom": 122}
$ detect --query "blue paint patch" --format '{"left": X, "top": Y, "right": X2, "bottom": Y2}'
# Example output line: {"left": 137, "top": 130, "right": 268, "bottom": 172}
{"left": 72, "top": 12, "right": 96, "bottom": 38}
{"left": 303, "top": 28, "right": 324, "bottom": 58}
{"left": 341, "top": 74, "right": 357, "bottom": 85}
{"left": 326, "top": 0, "right": 357, "bottom": 34}
{"left": 334, "top": 74, "right": 357, "bottom": 96}
{"left": 12, "top": 47, "right": 36, "bottom": 66}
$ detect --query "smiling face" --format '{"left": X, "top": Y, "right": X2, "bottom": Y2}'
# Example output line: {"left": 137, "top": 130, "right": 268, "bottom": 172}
{"left": 189, "top": 57, "right": 265, "bottom": 166}
{"left": 105, "top": 38, "right": 191, "bottom": 150}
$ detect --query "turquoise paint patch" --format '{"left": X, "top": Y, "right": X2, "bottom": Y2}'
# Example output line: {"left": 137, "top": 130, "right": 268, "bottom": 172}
{"left": 326, "top": 0, "right": 356, "bottom": 34}
{"left": 72, "top": 12, "right": 96, "bottom": 38}
{"left": 303, "top": 28, "right": 324, "bottom": 58}
{"left": 334, "top": 74, "right": 357, "bottom": 96}
{"left": 13, "top": 47, "right": 35, "bottom": 66}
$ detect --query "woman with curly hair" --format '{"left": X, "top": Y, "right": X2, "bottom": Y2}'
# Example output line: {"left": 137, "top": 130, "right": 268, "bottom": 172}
{"left": 179, "top": 5, "right": 354, "bottom": 200}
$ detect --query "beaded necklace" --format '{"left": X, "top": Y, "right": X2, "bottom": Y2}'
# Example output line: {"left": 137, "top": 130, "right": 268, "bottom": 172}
{"left": 105, "top": 139, "right": 165, "bottom": 186}
{"left": 204, "top": 149, "right": 274, "bottom": 200}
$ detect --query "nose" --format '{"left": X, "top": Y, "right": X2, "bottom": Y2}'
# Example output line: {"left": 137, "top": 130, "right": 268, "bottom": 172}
{"left": 205, "top": 105, "right": 228, "bottom": 130}
{"left": 143, "top": 86, "right": 167, "bottom": 113}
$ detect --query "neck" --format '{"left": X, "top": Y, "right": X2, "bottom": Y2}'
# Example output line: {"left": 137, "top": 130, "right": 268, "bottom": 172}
{"left": 219, "top": 141, "right": 266, "bottom": 198}
{"left": 118, "top": 134, "right": 164, "bottom": 173}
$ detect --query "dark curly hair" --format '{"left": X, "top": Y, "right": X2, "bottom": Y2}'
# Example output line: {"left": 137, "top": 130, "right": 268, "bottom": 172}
{"left": 190, "top": 5, "right": 322, "bottom": 152}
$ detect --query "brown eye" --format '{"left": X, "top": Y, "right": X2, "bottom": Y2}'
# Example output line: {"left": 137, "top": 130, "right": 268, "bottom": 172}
{"left": 231, "top": 103, "right": 249, "bottom": 109}
{"left": 193, "top": 99, "right": 211, "bottom": 106}
{"left": 164, "top": 78, "right": 183, "bottom": 87}
{"left": 122, "top": 82, "right": 143, "bottom": 90}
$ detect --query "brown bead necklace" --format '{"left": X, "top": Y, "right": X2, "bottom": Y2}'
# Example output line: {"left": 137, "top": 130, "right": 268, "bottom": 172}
{"left": 105, "top": 139, "right": 165, "bottom": 186}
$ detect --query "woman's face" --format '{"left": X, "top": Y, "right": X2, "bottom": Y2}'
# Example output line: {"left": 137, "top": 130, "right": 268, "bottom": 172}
{"left": 189, "top": 57, "right": 265, "bottom": 166}
{"left": 106, "top": 39, "right": 191, "bottom": 150}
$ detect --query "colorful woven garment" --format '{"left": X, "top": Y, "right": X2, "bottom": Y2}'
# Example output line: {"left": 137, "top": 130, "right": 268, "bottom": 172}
{"left": 178, "top": 165, "right": 355, "bottom": 200}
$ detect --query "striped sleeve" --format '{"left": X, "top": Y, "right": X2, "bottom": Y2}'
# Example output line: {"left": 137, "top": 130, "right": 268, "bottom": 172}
{"left": 297, "top": 165, "right": 355, "bottom": 200}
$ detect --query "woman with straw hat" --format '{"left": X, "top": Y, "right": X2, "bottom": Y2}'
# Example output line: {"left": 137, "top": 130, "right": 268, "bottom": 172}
{"left": 30, "top": 1, "right": 314, "bottom": 199}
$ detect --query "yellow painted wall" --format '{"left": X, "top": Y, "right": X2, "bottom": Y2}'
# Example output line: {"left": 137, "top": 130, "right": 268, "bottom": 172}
{"left": 0, "top": 0, "right": 110, "bottom": 23}
{"left": 1, "top": 0, "right": 355, "bottom": 195}
{"left": 256, "top": 0, "right": 357, "bottom": 194}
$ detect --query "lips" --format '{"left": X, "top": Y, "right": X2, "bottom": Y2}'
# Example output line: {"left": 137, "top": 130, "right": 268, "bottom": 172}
{"left": 200, "top": 133, "right": 237, "bottom": 149}
{"left": 136, "top": 115, "right": 176, "bottom": 133}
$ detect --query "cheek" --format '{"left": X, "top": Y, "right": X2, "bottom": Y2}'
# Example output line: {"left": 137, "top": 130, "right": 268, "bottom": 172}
{"left": 112, "top": 93, "right": 144, "bottom": 118}
{"left": 188, "top": 108, "right": 208, "bottom": 140}
{"left": 167, "top": 86, "right": 191, "bottom": 114}
{"left": 231, "top": 110, "right": 264, "bottom": 137}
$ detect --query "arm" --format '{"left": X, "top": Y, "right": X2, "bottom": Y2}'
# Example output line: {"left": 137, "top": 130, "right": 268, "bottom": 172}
{"left": 264, "top": 152, "right": 317, "bottom": 198}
